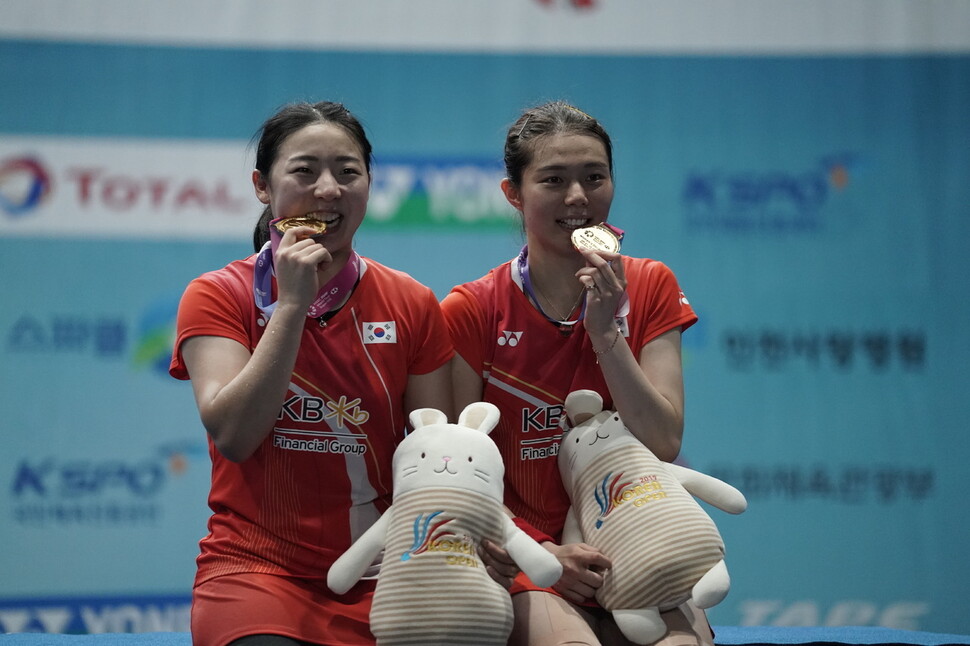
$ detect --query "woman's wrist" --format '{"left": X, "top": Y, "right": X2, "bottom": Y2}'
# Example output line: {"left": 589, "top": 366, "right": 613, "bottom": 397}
{"left": 592, "top": 327, "right": 621, "bottom": 360}
{"left": 265, "top": 301, "right": 312, "bottom": 332}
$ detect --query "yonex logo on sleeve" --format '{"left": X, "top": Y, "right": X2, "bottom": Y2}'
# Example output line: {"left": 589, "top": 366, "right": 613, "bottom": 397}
{"left": 497, "top": 331, "right": 523, "bottom": 347}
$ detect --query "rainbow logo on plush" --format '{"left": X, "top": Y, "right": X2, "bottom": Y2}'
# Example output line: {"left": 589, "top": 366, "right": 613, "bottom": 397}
{"left": 594, "top": 471, "right": 633, "bottom": 528}
{"left": 328, "top": 402, "right": 562, "bottom": 645}
{"left": 595, "top": 472, "right": 671, "bottom": 528}
{"left": 401, "top": 510, "right": 455, "bottom": 561}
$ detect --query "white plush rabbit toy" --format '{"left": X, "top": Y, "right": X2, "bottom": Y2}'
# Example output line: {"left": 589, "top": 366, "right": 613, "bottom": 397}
{"left": 559, "top": 389, "right": 747, "bottom": 645}
{"left": 328, "top": 401, "right": 562, "bottom": 645}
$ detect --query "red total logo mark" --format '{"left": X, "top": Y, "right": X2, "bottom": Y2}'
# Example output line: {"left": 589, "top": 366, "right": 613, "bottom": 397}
{"left": 66, "top": 167, "right": 249, "bottom": 212}
{"left": 534, "top": 0, "right": 597, "bottom": 8}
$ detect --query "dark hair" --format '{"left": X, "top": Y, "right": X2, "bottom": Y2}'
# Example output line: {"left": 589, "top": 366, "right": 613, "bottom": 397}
{"left": 251, "top": 101, "right": 373, "bottom": 251}
{"left": 504, "top": 101, "right": 614, "bottom": 188}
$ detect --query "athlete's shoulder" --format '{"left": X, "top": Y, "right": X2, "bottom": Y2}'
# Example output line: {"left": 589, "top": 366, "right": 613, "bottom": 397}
{"left": 450, "top": 260, "right": 514, "bottom": 303}
{"left": 622, "top": 255, "right": 669, "bottom": 274}
{"left": 360, "top": 257, "right": 435, "bottom": 294}
{"left": 622, "top": 255, "right": 685, "bottom": 287}
{"left": 193, "top": 254, "right": 257, "bottom": 287}
{"left": 185, "top": 254, "right": 258, "bottom": 303}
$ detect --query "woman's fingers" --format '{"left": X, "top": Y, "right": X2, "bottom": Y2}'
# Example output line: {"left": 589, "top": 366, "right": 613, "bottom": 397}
{"left": 480, "top": 539, "right": 517, "bottom": 589}
{"left": 576, "top": 248, "right": 625, "bottom": 294}
{"left": 548, "top": 542, "right": 613, "bottom": 602}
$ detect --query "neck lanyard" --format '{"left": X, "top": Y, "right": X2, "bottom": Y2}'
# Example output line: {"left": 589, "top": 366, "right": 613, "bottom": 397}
{"left": 516, "top": 246, "right": 587, "bottom": 332}
{"left": 253, "top": 243, "right": 362, "bottom": 320}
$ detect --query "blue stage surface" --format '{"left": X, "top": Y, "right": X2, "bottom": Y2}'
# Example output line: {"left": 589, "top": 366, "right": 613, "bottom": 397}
{"left": 2, "top": 627, "right": 969, "bottom": 645}
{"left": 712, "top": 627, "right": 970, "bottom": 645}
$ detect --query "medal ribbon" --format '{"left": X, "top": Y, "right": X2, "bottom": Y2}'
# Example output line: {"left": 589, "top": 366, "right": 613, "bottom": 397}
{"left": 602, "top": 222, "right": 625, "bottom": 244}
{"left": 253, "top": 218, "right": 361, "bottom": 319}
{"left": 516, "top": 246, "right": 587, "bottom": 329}
{"left": 515, "top": 222, "right": 631, "bottom": 327}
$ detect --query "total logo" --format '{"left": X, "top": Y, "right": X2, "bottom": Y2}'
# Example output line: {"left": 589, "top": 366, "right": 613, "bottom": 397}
{"left": 534, "top": 0, "right": 598, "bottom": 8}
{"left": 0, "top": 157, "right": 52, "bottom": 217}
{"left": 2, "top": 139, "right": 519, "bottom": 236}
{"left": 0, "top": 137, "right": 255, "bottom": 238}
{"left": 67, "top": 166, "right": 247, "bottom": 212}
{"left": 0, "top": 154, "right": 247, "bottom": 218}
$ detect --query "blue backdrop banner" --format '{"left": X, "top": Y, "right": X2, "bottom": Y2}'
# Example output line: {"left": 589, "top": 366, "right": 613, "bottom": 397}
{"left": 2, "top": 1, "right": 969, "bottom": 636}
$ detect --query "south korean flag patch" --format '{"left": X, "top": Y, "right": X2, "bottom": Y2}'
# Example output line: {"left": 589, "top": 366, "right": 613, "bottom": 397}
{"left": 363, "top": 321, "right": 397, "bottom": 344}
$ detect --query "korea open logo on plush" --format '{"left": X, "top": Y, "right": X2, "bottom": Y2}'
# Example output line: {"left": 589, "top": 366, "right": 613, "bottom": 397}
{"left": 327, "top": 401, "right": 562, "bottom": 645}
{"left": 559, "top": 389, "right": 748, "bottom": 645}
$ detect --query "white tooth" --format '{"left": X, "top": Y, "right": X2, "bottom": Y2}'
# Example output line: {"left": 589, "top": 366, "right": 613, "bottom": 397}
{"left": 309, "top": 212, "right": 340, "bottom": 223}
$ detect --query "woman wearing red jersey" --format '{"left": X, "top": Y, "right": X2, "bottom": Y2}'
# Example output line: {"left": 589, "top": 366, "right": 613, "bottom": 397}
{"left": 170, "top": 101, "right": 454, "bottom": 646}
{"left": 442, "top": 102, "right": 709, "bottom": 646}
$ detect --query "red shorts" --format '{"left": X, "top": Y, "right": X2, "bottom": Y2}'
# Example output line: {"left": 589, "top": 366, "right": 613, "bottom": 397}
{"left": 510, "top": 571, "right": 594, "bottom": 606}
{"left": 191, "top": 572, "right": 376, "bottom": 646}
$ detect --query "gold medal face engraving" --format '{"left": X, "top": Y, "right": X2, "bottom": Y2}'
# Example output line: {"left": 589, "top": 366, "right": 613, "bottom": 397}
{"left": 571, "top": 225, "right": 621, "bottom": 254}
{"left": 274, "top": 216, "right": 328, "bottom": 238}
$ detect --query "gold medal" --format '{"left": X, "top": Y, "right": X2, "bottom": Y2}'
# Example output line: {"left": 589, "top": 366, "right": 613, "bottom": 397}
{"left": 273, "top": 216, "right": 328, "bottom": 238}
{"left": 571, "top": 224, "right": 621, "bottom": 254}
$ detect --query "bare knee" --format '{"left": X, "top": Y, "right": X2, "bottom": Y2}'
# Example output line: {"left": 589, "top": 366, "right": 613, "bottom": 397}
{"left": 599, "top": 603, "right": 714, "bottom": 646}
{"left": 508, "top": 591, "right": 601, "bottom": 646}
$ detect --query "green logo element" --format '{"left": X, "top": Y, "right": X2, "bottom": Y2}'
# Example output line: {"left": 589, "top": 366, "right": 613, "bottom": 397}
{"left": 364, "top": 158, "right": 518, "bottom": 230}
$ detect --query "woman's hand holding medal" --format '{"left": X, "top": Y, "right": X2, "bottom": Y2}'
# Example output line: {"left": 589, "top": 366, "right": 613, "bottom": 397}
{"left": 271, "top": 218, "right": 333, "bottom": 313}
{"left": 571, "top": 224, "right": 628, "bottom": 340}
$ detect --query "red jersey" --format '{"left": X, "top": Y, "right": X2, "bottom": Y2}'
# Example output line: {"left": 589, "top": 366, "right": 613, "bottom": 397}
{"left": 170, "top": 254, "right": 453, "bottom": 587}
{"left": 441, "top": 256, "right": 696, "bottom": 541}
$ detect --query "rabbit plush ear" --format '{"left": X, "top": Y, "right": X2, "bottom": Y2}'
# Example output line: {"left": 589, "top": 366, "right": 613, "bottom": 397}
{"left": 457, "top": 402, "right": 501, "bottom": 435}
{"left": 564, "top": 389, "right": 604, "bottom": 426}
{"left": 409, "top": 408, "right": 448, "bottom": 430}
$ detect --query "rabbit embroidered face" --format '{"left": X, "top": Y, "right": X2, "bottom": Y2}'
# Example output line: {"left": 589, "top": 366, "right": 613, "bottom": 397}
{"left": 559, "top": 390, "right": 639, "bottom": 494}
{"left": 394, "top": 405, "right": 505, "bottom": 501}
{"left": 327, "top": 401, "right": 563, "bottom": 646}
{"left": 556, "top": 389, "right": 747, "bottom": 645}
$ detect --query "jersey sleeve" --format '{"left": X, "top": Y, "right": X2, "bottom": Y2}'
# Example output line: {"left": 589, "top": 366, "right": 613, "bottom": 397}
{"left": 169, "top": 276, "right": 250, "bottom": 380}
{"left": 440, "top": 285, "right": 489, "bottom": 377}
{"left": 406, "top": 285, "right": 455, "bottom": 376}
{"left": 632, "top": 259, "right": 698, "bottom": 352}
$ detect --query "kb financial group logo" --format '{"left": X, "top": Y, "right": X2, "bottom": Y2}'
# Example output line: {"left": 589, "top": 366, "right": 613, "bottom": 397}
{"left": 682, "top": 152, "right": 861, "bottom": 233}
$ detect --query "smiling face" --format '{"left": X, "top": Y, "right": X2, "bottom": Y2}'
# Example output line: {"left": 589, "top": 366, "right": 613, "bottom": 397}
{"left": 502, "top": 132, "right": 615, "bottom": 258}
{"left": 559, "top": 410, "right": 637, "bottom": 492}
{"left": 393, "top": 425, "right": 504, "bottom": 501}
{"left": 253, "top": 122, "right": 370, "bottom": 261}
